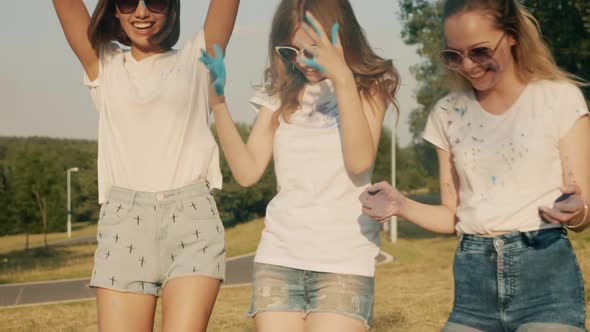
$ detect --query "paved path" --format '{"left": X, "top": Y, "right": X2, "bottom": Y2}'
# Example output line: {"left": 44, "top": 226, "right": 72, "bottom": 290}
{"left": 0, "top": 251, "right": 392, "bottom": 308}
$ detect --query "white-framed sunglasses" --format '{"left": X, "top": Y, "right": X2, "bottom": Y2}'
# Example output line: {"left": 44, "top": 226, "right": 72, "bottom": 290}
{"left": 274, "top": 45, "right": 316, "bottom": 63}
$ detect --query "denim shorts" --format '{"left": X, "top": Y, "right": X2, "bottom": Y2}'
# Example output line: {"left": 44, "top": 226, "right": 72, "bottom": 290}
{"left": 89, "top": 182, "right": 226, "bottom": 296}
{"left": 247, "top": 263, "right": 374, "bottom": 329}
{"left": 443, "top": 228, "right": 586, "bottom": 332}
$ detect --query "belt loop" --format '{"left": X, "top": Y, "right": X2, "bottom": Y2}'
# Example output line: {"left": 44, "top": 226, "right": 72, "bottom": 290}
{"left": 457, "top": 234, "right": 464, "bottom": 251}
{"left": 128, "top": 190, "right": 137, "bottom": 210}
{"left": 521, "top": 231, "right": 535, "bottom": 248}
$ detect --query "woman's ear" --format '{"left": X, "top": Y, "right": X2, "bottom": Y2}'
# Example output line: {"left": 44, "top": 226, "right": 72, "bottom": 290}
{"left": 508, "top": 33, "right": 517, "bottom": 47}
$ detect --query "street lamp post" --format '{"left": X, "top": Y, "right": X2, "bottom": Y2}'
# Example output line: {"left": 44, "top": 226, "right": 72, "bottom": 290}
{"left": 67, "top": 167, "right": 79, "bottom": 239}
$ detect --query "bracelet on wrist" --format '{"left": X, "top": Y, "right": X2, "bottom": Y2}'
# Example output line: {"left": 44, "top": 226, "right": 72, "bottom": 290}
{"left": 566, "top": 201, "right": 589, "bottom": 230}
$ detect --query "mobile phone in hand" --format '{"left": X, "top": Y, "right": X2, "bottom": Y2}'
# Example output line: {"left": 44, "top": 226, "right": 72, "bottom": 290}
{"left": 555, "top": 192, "right": 573, "bottom": 203}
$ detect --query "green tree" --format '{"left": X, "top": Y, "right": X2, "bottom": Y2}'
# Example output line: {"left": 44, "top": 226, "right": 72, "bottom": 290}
{"left": 523, "top": 1, "right": 590, "bottom": 99}
{"left": 372, "top": 127, "right": 392, "bottom": 184}
{"left": 10, "top": 144, "right": 63, "bottom": 249}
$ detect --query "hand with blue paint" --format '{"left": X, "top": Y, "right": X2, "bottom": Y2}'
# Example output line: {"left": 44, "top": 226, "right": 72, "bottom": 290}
{"left": 199, "top": 44, "right": 226, "bottom": 97}
{"left": 297, "top": 11, "right": 351, "bottom": 84}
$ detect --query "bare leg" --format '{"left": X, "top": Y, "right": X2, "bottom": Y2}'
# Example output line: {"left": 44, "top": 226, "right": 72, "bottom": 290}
{"left": 304, "top": 312, "right": 367, "bottom": 332}
{"left": 161, "top": 275, "right": 221, "bottom": 332}
{"left": 96, "top": 288, "right": 157, "bottom": 332}
{"left": 254, "top": 312, "right": 305, "bottom": 332}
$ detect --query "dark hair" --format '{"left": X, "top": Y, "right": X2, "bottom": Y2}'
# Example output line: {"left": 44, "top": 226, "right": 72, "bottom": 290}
{"left": 264, "top": 0, "right": 400, "bottom": 121}
{"left": 87, "top": 0, "right": 180, "bottom": 51}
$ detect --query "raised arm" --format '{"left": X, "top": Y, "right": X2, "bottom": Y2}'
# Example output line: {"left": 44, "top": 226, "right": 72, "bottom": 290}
{"left": 52, "top": 0, "right": 98, "bottom": 81}
{"left": 203, "top": 0, "right": 240, "bottom": 54}
{"left": 296, "top": 13, "right": 387, "bottom": 175}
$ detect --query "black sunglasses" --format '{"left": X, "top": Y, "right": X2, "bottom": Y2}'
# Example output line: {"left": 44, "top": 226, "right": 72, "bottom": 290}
{"left": 114, "top": 0, "right": 169, "bottom": 14}
{"left": 440, "top": 33, "right": 506, "bottom": 70}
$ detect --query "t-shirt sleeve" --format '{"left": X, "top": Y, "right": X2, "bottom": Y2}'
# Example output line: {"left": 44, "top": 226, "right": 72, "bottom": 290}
{"left": 555, "top": 82, "right": 589, "bottom": 138}
{"left": 422, "top": 97, "right": 452, "bottom": 151}
{"left": 249, "top": 88, "right": 281, "bottom": 113}
{"left": 178, "top": 30, "right": 211, "bottom": 89}
{"left": 179, "top": 31, "right": 213, "bottom": 123}
{"left": 83, "top": 42, "right": 120, "bottom": 88}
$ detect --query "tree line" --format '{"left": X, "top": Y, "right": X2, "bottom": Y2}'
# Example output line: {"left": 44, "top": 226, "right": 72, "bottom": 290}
{"left": 0, "top": 125, "right": 431, "bottom": 244}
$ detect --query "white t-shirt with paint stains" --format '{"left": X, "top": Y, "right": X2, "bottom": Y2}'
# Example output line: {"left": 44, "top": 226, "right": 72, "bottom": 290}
{"left": 423, "top": 80, "right": 589, "bottom": 235}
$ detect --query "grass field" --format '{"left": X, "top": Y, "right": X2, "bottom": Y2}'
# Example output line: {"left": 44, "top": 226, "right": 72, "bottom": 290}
{"left": 1, "top": 217, "right": 589, "bottom": 331}
{"left": 0, "top": 222, "right": 97, "bottom": 255}
{"left": 0, "top": 220, "right": 265, "bottom": 284}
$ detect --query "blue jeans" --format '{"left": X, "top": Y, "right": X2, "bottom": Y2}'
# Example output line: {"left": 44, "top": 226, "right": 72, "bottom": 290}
{"left": 247, "top": 263, "right": 374, "bottom": 329}
{"left": 444, "top": 228, "right": 586, "bottom": 331}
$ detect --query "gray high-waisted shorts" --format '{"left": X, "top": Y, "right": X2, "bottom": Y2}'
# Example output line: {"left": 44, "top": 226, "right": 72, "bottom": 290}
{"left": 89, "top": 182, "right": 225, "bottom": 296}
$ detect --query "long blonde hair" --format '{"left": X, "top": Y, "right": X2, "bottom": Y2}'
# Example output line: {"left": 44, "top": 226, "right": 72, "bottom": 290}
{"left": 264, "top": 0, "right": 400, "bottom": 121}
{"left": 442, "top": 0, "right": 584, "bottom": 90}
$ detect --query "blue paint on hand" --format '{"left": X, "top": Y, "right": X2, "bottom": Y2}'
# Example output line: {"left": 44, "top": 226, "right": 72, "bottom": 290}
{"left": 491, "top": 176, "right": 497, "bottom": 185}
{"left": 199, "top": 44, "right": 226, "bottom": 96}
{"left": 331, "top": 23, "right": 339, "bottom": 46}
{"left": 301, "top": 57, "right": 325, "bottom": 74}
{"left": 305, "top": 13, "right": 323, "bottom": 37}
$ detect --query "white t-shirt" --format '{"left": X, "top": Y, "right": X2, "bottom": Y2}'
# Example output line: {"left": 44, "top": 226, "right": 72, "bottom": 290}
{"left": 423, "top": 80, "right": 589, "bottom": 235}
{"left": 84, "top": 31, "right": 222, "bottom": 203}
{"left": 249, "top": 80, "right": 381, "bottom": 277}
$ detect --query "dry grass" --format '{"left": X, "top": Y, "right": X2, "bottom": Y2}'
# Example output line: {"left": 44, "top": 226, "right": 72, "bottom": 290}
{"left": 0, "top": 244, "right": 96, "bottom": 284}
{"left": 0, "top": 219, "right": 265, "bottom": 284}
{"left": 0, "top": 286, "right": 256, "bottom": 332}
{"left": 0, "top": 222, "right": 97, "bottom": 254}
{"left": 1, "top": 220, "right": 589, "bottom": 331}
{"left": 224, "top": 218, "right": 265, "bottom": 258}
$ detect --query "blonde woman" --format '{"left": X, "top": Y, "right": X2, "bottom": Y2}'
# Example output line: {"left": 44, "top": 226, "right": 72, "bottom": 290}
{"left": 361, "top": 0, "right": 589, "bottom": 331}
{"left": 200, "top": 0, "right": 399, "bottom": 330}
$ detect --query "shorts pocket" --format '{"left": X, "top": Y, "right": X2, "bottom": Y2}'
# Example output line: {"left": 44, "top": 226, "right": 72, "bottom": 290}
{"left": 178, "top": 193, "right": 220, "bottom": 221}
{"left": 98, "top": 199, "right": 134, "bottom": 226}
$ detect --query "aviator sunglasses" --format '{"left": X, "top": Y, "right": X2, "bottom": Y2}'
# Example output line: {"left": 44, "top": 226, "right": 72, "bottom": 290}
{"left": 114, "top": 0, "right": 169, "bottom": 14}
{"left": 440, "top": 33, "right": 506, "bottom": 70}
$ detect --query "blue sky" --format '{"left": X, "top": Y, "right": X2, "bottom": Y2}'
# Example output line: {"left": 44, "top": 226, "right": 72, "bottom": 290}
{"left": 0, "top": 1, "right": 420, "bottom": 146}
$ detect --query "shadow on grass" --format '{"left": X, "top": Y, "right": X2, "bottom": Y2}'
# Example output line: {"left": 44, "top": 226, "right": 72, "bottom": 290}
{"left": 372, "top": 311, "right": 406, "bottom": 330}
{"left": 0, "top": 246, "right": 93, "bottom": 284}
{"left": 395, "top": 192, "right": 455, "bottom": 240}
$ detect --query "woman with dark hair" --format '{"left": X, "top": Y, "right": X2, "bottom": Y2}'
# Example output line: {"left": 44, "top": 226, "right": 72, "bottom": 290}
{"left": 360, "top": 0, "right": 589, "bottom": 331}
{"left": 200, "top": 0, "right": 400, "bottom": 330}
{"left": 52, "top": 1, "right": 239, "bottom": 331}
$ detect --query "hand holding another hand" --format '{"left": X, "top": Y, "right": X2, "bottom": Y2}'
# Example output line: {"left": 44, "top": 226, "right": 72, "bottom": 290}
{"left": 359, "top": 181, "right": 405, "bottom": 223}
